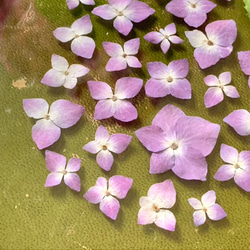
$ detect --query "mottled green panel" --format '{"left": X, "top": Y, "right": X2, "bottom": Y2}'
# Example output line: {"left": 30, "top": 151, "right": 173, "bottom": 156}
{"left": 1, "top": 0, "right": 250, "bottom": 249}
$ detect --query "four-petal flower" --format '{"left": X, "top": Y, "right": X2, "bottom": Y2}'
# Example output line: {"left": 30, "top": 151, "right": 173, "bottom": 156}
{"left": 238, "top": 51, "right": 250, "bottom": 88}
{"left": 66, "top": 0, "right": 95, "bottom": 10}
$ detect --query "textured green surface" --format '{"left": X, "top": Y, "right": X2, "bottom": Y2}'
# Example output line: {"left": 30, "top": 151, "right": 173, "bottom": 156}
{"left": 1, "top": 0, "right": 250, "bottom": 249}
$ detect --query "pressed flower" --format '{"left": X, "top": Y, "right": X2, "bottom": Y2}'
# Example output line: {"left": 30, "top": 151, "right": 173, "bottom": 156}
{"left": 138, "top": 180, "right": 176, "bottom": 231}
{"left": 23, "top": 98, "right": 84, "bottom": 149}
{"left": 53, "top": 15, "right": 95, "bottom": 59}
{"left": 166, "top": 0, "right": 216, "bottom": 28}
{"left": 66, "top": 0, "right": 95, "bottom": 10}
{"left": 145, "top": 59, "right": 191, "bottom": 99}
{"left": 45, "top": 150, "right": 81, "bottom": 192}
{"left": 92, "top": 0, "right": 155, "bottom": 36}
{"left": 214, "top": 144, "right": 250, "bottom": 192}
{"left": 103, "top": 38, "right": 142, "bottom": 72}
{"left": 188, "top": 190, "right": 227, "bottom": 226}
{"left": 238, "top": 51, "right": 250, "bottom": 88}
{"left": 224, "top": 109, "right": 250, "bottom": 136}
{"left": 144, "top": 23, "right": 183, "bottom": 54}
{"left": 41, "top": 54, "right": 89, "bottom": 89}
{"left": 88, "top": 77, "right": 143, "bottom": 122}
{"left": 83, "top": 125, "right": 132, "bottom": 171}
{"left": 204, "top": 72, "right": 239, "bottom": 108}
{"left": 185, "top": 20, "right": 237, "bottom": 69}
{"left": 135, "top": 104, "right": 220, "bottom": 180}
{"left": 84, "top": 175, "right": 133, "bottom": 220}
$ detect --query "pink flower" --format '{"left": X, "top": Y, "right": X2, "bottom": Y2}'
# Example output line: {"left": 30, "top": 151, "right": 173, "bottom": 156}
{"left": 166, "top": 0, "right": 216, "bottom": 28}
{"left": 138, "top": 180, "right": 176, "bottom": 231}
{"left": 23, "top": 98, "right": 84, "bottom": 149}
{"left": 214, "top": 144, "right": 250, "bottom": 192}
{"left": 88, "top": 77, "right": 143, "bottom": 122}
{"left": 185, "top": 20, "right": 237, "bottom": 69}
{"left": 84, "top": 175, "right": 133, "bottom": 220}
{"left": 41, "top": 54, "right": 89, "bottom": 89}
{"left": 204, "top": 72, "right": 239, "bottom": 108}
{"left": 238, "top": 51, "right": 250, "bottom": 88}
{"left": 144, "top": 23, "right": 183, "bottom": 54}
{"left": 103, "top": 38, "right": 142, "bottom": 72}
{"left": 135, "top": 104, "right": 220, "bottom": 180}
{"left": 53, "top": 15, "right": 95, "bottom": 59}
{"left": 66, "top": 0, "right": 95, "bottom": 10}
{"left": 188, "top": 190, "right": 227, "bottom": 226}
{"left": 45, "top": 150, "right": 81, "bottom": 192}
{"left": 83, "top": 125, "right": 132, "bottom": 171}
{"left": 92, "top": 0, "right": 155, "bottom": 36}
{"left": 223, "top": 109, "right": 250, "bottom": 136}
{"left": 145, "top": 59, "right": 191, "bottom": 99}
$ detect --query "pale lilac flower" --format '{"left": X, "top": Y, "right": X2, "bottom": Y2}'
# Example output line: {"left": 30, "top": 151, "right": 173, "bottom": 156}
{"left": 238, "top": 51, "right": 250, "bottom": 88}
{"left": 41, "top": 54, "right": 89, "bottom": 89}
{"left": 45, "top": 150, "right": 81, "bottom": 192}
{"left": 185, "top": 20, "right": 237, "bottom": 69}
{"left": 144, "top": 23, "right": 183, "bottom": 54}
{"left": 84, "top": 175, "right": 133, "bottom": 220}
{"left": 88, "top": 77, "right": 143, "bottom": 122}
{"left": 23, "top": 98, "right": 84, "bottom": 149}
{"left": 103, "top": 38, "right": 142, "bottom": 72}
{"left": 135, "top": 104, "right": 220, "bottom": 180}
{"left": 204, "top": 72, "right": 239, "bottom": 108}
{"left": 66, "top": 0, "right": 95, "bottom": 10}
{"left": 214, "top": 144, "right": 250, "bottom": 192}
{"left": 53, "top": 15, "right": 95, "bottom": 59}
{"left": 166, "top": 0, "right": 216, "bottom": 28}
{"left": 145, "top": 59, "right": 191, "bottom": 99}
{"left": 92, "top": 0, "right": 155, "bottom": 36}
{"left": 224, "top": 109, "right": 250, "bottom": 136}
{"left": 83, "top": 125, "right": 132, "bottom": 171}
{"left": 188, "top": 190, "right": 227, "bottom": 226}
{"left": 138, "top": 180, "right": 176, "bottom": 231}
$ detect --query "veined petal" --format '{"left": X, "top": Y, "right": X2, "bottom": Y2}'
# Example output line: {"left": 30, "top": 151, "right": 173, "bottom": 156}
{"left": 108, "top": 134, "right": 132, "bottom": 154}
{"left": 124, "top": 38, "right": 140, "bottom": 55}
{"left": 169, "top": 79, "right": 192, "bottom": 99}
{"left": 100, "top": 196, "right": 120, "bottom": 220}
{"left": 96, "top": 150, "right": 114, "bottom": 171}
{"left": 113, "top": 100, "right": 138, "bottom": 122}
{"left": 204, "top": 75, "right": 219, "bottom": 87}
{"left": 223, "top": 86, "right": 240, "bottom": 98}
{"left": 95, "top": 125, "right": 110, "bottom": 143}
{"left": 80, "top": 0, "right": 95, "bottom": 5}
{"left": 41, "top": 69, "right": 66, "bottom": 88}
{"left": 168, "top": 35, "right": 183, "bottom": 44}
{"left": 96, "top": 176, "right": 108, "bottom": 188}
{"left": 64, "top": 173, "right": 81, "bottom": 191}
{"left": 234, "top": 168, "right": 250, "bottom": 192}
{"left": 144, "top": 31, "right": 163, "bottom": 44}
{"left": 155, "top": 210, "right": 176, "bottom": 231}
{"left": 105, "top": 57, "right": 127, "bottom": 71}
{"left": 94, "top": 100, "right": 115, "bottom": 120}
{"left": 83, "top": 141, "right": 102, "bottom": 154}
{"left": 84, "top": 186, "right": 106, "bottom": 204}
{"left": 166, "top": 0, "right": 188, "bottom": 18}
{"left": 201, "top": 191, "right": 216, "bottom": 208}
{"left": 168, "top": 59, "right": 189, "bottom": 78}
{"left": 164, "top": 23, "right": 176, "bottom": 35}
{"left": 103, "top": 42, "right": 123, "bottom": 57}
{"left": 45, "top": 150, "right": 66, "bottom": 172}
{"left": 238, "top": 51, "right": 250, "bottom": 75}
{"left": 109, "top": 0, "right": 132, "bottom": 11}
{"left": 220, "top": 144, "right": 238, "bottom": 164}
{"left": 68, "top": 64, "right": 89, "bottom": 78}
{"left": 88, "top": 81, "right": 113, "bottom": 100}
{"left": 63, "top": 77, "right": 77, "bottom": 89}
{"left": 214, "top": 164, "right": 235, "bottom": 181}
{"left": 92, "top": 4, "right": 117, "bottom": 20}
{"left": 206, "top": 203, "right": 227, "bottom": 221}
{"left": 204, "top": 87, "right": 224, "bottom": 108}
{"left": 184, "top": 13, "right": 207, "bottom": 28}
{"left": 139, "top": 196, "right": 153, "bottom": 208}
{"left": 126, "top": 56, "right": 142, "bottom": 68}
{"left": 239, "top": 151, "right": 250, "bottom": 171}
{"left": 138, "top": 207, "right": 156, "bottom": 225}
{"left": 23, "top": 98, "right": 48, "bottom": 119}
{"left": 71, "top": 36, "right": 95, "bottom": 59}
{"left": 66, "top": 158, "right": 81, "bottom": 172}
{"left": 145, "top": 79, "right": 170, "bottom": 98}
{"left": 71, "top": 15, "right": 92, "bottom": 35}
{"left": 45, "top": 172, "right": 63, "bottom": 187}
{"left": 66, "top": 0, "right": 80, "bottom": 9}
{"left": 160, "top": 39, "right": 170, "bottom": 54}
{"left": 51, "top": 54, "right": 69, "bottom": 71}
{"left": 193, "top": 210, "right": 206, "bottom": 226}
{"left": 219, "top": 72, "right": 231, "bottom": 85}
{"left": 113, "top": 16, "right": 133, "bottom": 36}
{"left": 53, "top": 27, "right": 75, "bottom": 42}
{"left": 147, "top": 61, "right": 169, "bottom": 79}
{"left": 188, "top": 198, "right": 202, "bottom": 210}
{"left": 185, "top": 30, "right": 207, "bottom": 48}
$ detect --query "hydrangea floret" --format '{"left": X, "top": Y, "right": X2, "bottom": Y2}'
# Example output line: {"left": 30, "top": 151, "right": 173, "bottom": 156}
{"left": 66, "top": 0, "right": 95, "bottom": 10}
{"left": 238, "top": 51, "right": 250, "bottom": 88}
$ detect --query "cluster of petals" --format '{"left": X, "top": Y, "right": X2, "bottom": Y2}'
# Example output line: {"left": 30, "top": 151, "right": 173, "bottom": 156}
{"left": 214, "top": 144, "right": 250, "bottom": 192}
{"left": 23, "top": 98, "right": 84, "bottom": 149}
{"left": 185, "top": 20, "right": 237, "bottom": 69}
{"left": 88, "top": 77, "right": 143, "bottom": 122}
{"left": 188, "top": 190, "right": 227, "bottom": 226}
{"left": 144, "top": 23, "right": 183, "bottom": 54}
{"left": 166, "top": 0, "right": 216, "bottom": 28}
{"left": 238, "top": 51, "right": 250, "bottom": 88}
{"left": 103, "top": 38, "right": 141, "bottom": 72}
{"left": 41, "top": 54, "right": 89, "bottom": 89}
{"left": 66, "top": 0, "right": 95, "bottom": 10}
{"left": 84, "top": 175, "right": 133, "bottom": 220}
{"left": 92, "top": 0, "right": 155, "bottom": 36}
{"left": 204, "top": 72, "right": 239, "bottom": 108}
{"left": 145, "top": 59, "right": 191, "bottom": 99}
{"left": 135, "top": 104, "right": 220, "bottom": 181}
{"left": 83, "top": 125, "right": 132, "bottom": 171}
{"left": 45, "top": 150, "right": 81, "bottom": 192}
{"left": 53, "top": 15, "right": 95, "bottom": 59}
{"left": 138, "top": 180, "right": 176, "bottom": 231}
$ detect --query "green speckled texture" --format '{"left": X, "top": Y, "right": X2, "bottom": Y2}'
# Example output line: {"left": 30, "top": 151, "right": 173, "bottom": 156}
{"left": 1, "top": 0, "right": 250, "bottom": 249}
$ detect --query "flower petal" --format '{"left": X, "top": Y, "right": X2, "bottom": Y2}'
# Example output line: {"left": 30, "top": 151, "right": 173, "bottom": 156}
{"left": 41, "top": 69, "right": 66, "bottom": 88}
{"left": 204, "top": 87, "right": 224, "bottom": 108}
{"left": 201, "top": 190, "right": 216, "bottom": 208}
{"left": 137, "top": 207, "right": 156, "bottom": 225}
{"left": 223, "top": 86, "right": 239, "bottom": 98}
{"left": 66, "top": 158, "right": 81, "bottom": 172}
{"left": 95, "top": 125, "right": 110, "bottom": 143}
{"left": 168, "top": 59, "right": 189, "bottom": 78}
{"left": 147, "top": 61, "right": 168, "bottom": 79}
{"left": 100, "top": 196, "right": 120, "bottom": 220}
{"left": 51, "top": 54, "right": 69, "bottom": 71}
{"left": 96, "top": 150, "right": 114, "bottom": 171}
{"left": 66, "top": 0, "right": 80, "bottom": 9}
{"left": 188, "top": 198, "right": 202, "bottom": 210}
{"left": 155, "top": 210, "right": 176, "bottom": 231}
{"left": 193, "top": 210, "right": 206, "bottom": 226}
{"left": 68, "top": 64, "right": 90, "bottom": 78}
{"left": 214, "top": 164, "right": 235, "bottom": 181}
{"left": 234, "top": 168, "right": 250, "bottom": 192}
{"left": 103, "top": 41, "right": 123, "bottom": 57}
{"left": 83, "top": 141, "right": 102, "bottom": 154}
{"left": 23, "top": 98, "right": 48, "bottom": 119}
{"left": 71, "top": 15, "right": 92, "bottom": 35}
{"left": 113, "top": 16, "right": 133, "bottom": 36}
{"left": 108, "top": 134, "right": 132, "bottom": 154}
{"left": 145, "top": 79, "right": 170, "bottom": 98}
{"left": 166, "top": 0, "right": 187, "bottom": 18}
{"left": 220, "top": 144, "right": 238, "bottom": 164}
{"left": 124, "top": 38, "right": 140, "bottom": 55}
{"left": 84, "top": 186, "right": 106, "bottom": 204}
{"left": 185, "top": 30, "right": 207, "bottom": 48}
{"left": 71, "top": 36, "right": 95, "bottom": 59}
{"left": 88, "top": 81, "right": 113, "bottom": 100}
{"left": 238, "top": 51, "right": 250, "bottom": 75}
{"left": 113, "top": 100, "right": 138, "bottom": 122}
{"left": 160, "top": 39, "right": 170, "bottom": 54}
{"left": 63, "top": 78, "right": 77, "bottom": 90}
{"left": 204, "top": 74, "right": 219, "bottom": 87}
{"left": 105, "top": 57, "right": 127, "bottom": 71}
{"left": 168, "top": 35, "right": 183, "bottom": 44}
{"left": 80, "top": 0, "right": 95, "bottom": 5}
{"left": 144, "top": 31, "right": 163, "bottom": 44}
{"left": 64, "top": 173, "right": 81, "bottom": 191}
{"left": 126, "top": 56, "right": 142, "bottom": 68}
{"left": 94, "top": 100, "right": 115, "bottom": 120}
{"left": 45, "top": 172, "right": 63, "bottom": 187}
{"left": 109, "top": 0, "right": 132, "bottom": 11}
{"left": 45, "top": 150, "right": 66, "bottom": 172}
{"left": 53, "top": 27, "right": 75, "bottom": 42}
{"left": 169, "top": 79, "right": 191, "bottom": 99}
{"left": 184, "top": 12, "right": 207, "bottom": 28}
{"left": 206, "top": 203, "right": 227, "bottom": 221}
{"left": 92, "top": 4, "right": 117, "bottom": 20}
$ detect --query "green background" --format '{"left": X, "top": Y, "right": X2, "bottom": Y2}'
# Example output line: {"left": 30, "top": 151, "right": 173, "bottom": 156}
{"left": 1, "top": 0, "right": 250, "bottom": 249}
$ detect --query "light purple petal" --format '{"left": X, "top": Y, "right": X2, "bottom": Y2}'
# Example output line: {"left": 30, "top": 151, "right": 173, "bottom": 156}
{"left": 88, "top": 81, "right": 113, "bottom": 100}
{"left": 108, "top": 134, "right": 132, "bottom": 154}
{"left": 163, "top": 23, "right": 176, "bottom": 35}
{"left": 188, "top": 198, "right": 202, "bottom": 210}
{"left": 83, "top": 141, "right": 102, "bottom": 154}
{"left": 238, "top": 51, "right": 250, "bottom": 75}
{"left": 201, "top": 190, "right": 216, "bottom": 207}
{"left": 234, "top": 168, "right": 250, "bottom": 192}
{"left": 94, "top": 100, "right": 115, "bottom": 120}
{"left": 214, "top": 164, "right": 235, "bottom": 181}
{"left": 168, "top": 59, "right": 189, "bottom": 78}
{"left": 53, "top": 27, "right": 75, "bottom": 42}
{"left": 193, "top": 210, "right": 206, "bottom": 226}
{"left": 71, "top": 15, "right": 92, "bottom": 35}
{"left": 145, "top": 79, "right": 170, "bottom": 98}
{"left": 147, "top": 61, "right": 168, "bottom": 79}
{"left": 113, "top": 16, "right": 133, "bottom": 36}
{"left": 66, "top": 158, "right": 81, "bottom": 172}
{"left": 103, "top": 42, "right": 123, "bottom": 57}
{"left": 204, "top": 87, "right": 224, "bottom": 108}
{"left": 204, "top": 74, "right": 219, "bottom": 87}
{"left": 100, "top": 196, "right": 120, "bottom": 220}
{"left": 92, "top": 5, "right": 117, "bottom": 20}
{"left": 223, "top": 86, "right": 240, "bottom": 98}
{"left": 138, "top": 207, "right": 156, "bottom": 225}
{"left": 51, "top": 54, "right": 69, "bottom": 71}
{"left": 23, "top": 98, "right": 48, "bottom": 119}
{"left": 71, "top": 36, "right": 95, "bottom": 59}
{"left": 219, "top": 71, "right": 231, "bottom": 85}
{"left": 155, "top": 210, "right": 176, "bottom": 231}
{"left": 185, "top": 30, "right": 207, "bottom": 48}
{"left": 45, "top": 172, "right": 63, "bottom": 187}
{"left": 68, "top": 64, "right": 90, "bottom": 78}
{"left": 105, "top": 57, "right": 127, "bottom": 71}
{"left": 64, "top": 173, "right": 81, "bottom": 191}
{"left": 41, "top": 69, "right": 66, "bottom": 87}
{"left": 220, "top": 143, "right": 238, "bottom": 163}
{"left": 84, "top": 186, "right": 106, "bottom": 204}
{"left": 169, "top": 79, "right": 191, "bottom": 99}
{"left": 144, "top": 31, "right": 163, "bottom": 44}
{"left": 168, "top": 35, "right": 183, "bottom": 44}
{"left": 239, "top": 151, "right": 250, "bottom": 171}
{"left": 113, "top": 100, "right": 138, "bottom": 122}
{"left": 206, "top": 203, "right": 227, "bottom": 221}
{"left": 126, "top": 56, "right": 142, "bottom": 68}
{"left": 109, "top": 0, "right": 132, "bottom": 11}
{"left": 66, "top": 0, "right": 79, "bottom": 9}
{"left": 45, "top": 150, "right": 66, "bottom": 172}
{"left": 96, "top": 177, "right": 108, "bottom": 188}
{"left": 95, "top": 125, "right": 110, "bottom": 143}
{"left": 96, "top": 150, "right": 114, "bottom": 171}
{"left": 184, "top": 13, "right": 207, "bottom": 28}
{"left": 160, "top": 39, "right": 170, "bottom": 54}
{"left": 124, "top": 38, "right": 140, "bottom": 55}
{"left": 166, "top": 0, "right": 188, "bottom": 18}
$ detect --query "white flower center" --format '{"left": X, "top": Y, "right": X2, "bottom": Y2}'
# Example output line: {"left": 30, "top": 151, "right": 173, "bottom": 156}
{"left": 44, "top": 114, "right": 50, "bottom": 120}
{"left": 167, "top": 76, "right": 173, "bottom": 83}
{"left": 117, "top": 10, "right": 123, "bottom": 16}
{"left": 153, "top": 204, "right": 160, "bottom": 213}
{"left": 202, "top": 207, "right": 207, "bottom": 212}
{"left": 62, "top": 169, "right": 67, "bottom": 175}
{"left": 170, "top": 142, "right": 178, "bottom": 150}
{"left": 105, "top": 190, "right": 111, "bottom": 196}
{"left": 65, "top": 71, "right": 69, "bottom": 76}
{"left": 234, "top": 163, "right": 240, "bottom": 169}
{"left": 112, "top": 95, "right": 118, "bottom": 101}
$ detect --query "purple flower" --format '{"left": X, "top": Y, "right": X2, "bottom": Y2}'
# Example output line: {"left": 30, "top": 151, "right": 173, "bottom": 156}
{"left": 41, "top": 54, "right": 89, "bottom": 89}
{"left": 135, "top": 104, "right": 220, "bottom": 180}
{"left": 224, "top": 109, "right": 250, "bottom": 136}
{"left": 23, "top": 98, "right": 84, "bottom": 149}
{"left": 53, "top": 15, "right": 95, "bottom": 59}
{"left": 204, "top": 72, "right": 239, "bottom": 108}
{"left": 166, "top": 0, "right": 216, "bottom": 28}
{"left": 238, "top": 51, "right": 250, "bottom": 88}
{"left": 103, "top": 38, "right": 142, "bottom": 72}
{"left": 88, "top": 77, "right": 143, "bottom": 122}
{"left": 144, "top": 23, "right": 183, "bottom": 54}
{"left": 92, "top": 0, "right": 155, "bottom": 36}
{"left": 214, "top": 144, "right": 250, "bottom": 192}
{"left": 145, "top": 59, "right": 191, "bottom": 99}
{"left": 138, "top": 180, "right": 176, "bottom": 231}
{"left": 83, "top": 125, "right": 132, "bottom": 171}
{"left": 185, "top": 20, "right": 237, "bottom": 69}
{"left": 45, "top": 150, "right": 81, "bottom": 192}
{"left": 84, "top": 175, "right": 133, "bottom": 220}
{"left": 188, "top": 190, "right": 227, "bottom": 226}
{"left": 66, "top": 0, "right": 95, "bottom": 10}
